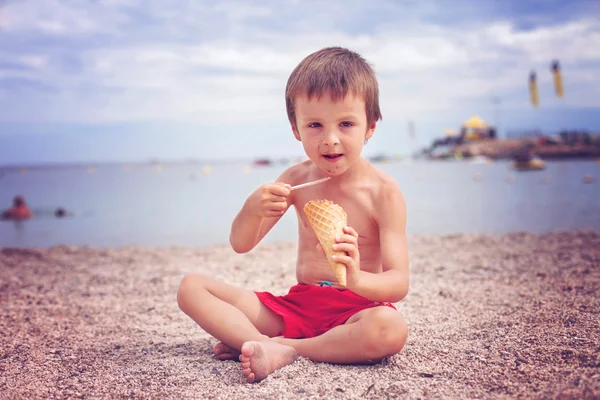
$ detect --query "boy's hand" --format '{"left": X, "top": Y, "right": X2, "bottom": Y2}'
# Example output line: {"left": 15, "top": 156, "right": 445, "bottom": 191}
{"left": 247, "top": 182, "right": 291, "bottom": 218}
{"left": 330, "top": 226, "right": 361, "bottom": 288}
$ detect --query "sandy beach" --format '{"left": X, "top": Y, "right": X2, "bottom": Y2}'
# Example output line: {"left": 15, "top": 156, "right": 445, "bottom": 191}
{"left": 1, "top": 231, "right": 599, "bottom": 399}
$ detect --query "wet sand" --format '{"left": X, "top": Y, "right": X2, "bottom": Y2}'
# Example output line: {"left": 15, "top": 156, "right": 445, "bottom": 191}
{"left": 1, "top": 231, "right": 599, "bottom": 399}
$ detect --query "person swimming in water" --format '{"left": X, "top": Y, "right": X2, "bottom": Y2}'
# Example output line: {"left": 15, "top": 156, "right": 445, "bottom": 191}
{"left": 1, "top": 195, "right": 33, "bottom": 221}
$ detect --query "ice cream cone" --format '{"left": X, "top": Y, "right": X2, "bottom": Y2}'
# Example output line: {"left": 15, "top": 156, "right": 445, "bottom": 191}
{"left": 303, "top": 200, "right": 348, "bottom": 286}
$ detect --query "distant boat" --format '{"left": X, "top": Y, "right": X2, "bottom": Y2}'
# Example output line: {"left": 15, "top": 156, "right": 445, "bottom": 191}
{"left": 254, "top": 159, "right": 271, "bottom": 166}
{"left": 512, "top": 155, "right": 546, "bottom": 171}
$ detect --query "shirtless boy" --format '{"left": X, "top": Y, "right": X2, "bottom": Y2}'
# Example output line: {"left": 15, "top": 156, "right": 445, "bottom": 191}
{"left": 177, "top": 47, "right": 409, "bottom": 383}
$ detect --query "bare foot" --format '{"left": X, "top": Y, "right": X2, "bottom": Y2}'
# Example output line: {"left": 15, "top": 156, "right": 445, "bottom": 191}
{"left": 213, "top": 342, "right": 241, "bottom": 361}
{"left": 239, "top": 340, "right": 298, "bottom": 383}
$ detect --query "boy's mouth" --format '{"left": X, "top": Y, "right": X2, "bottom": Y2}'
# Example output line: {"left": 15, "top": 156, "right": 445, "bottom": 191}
{"left": 323, "top": 153, "right": 343, "bottom": 162}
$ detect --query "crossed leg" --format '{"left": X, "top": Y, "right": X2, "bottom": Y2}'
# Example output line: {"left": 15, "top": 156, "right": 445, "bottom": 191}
{"left": 178, "top": 274, "right": 407, "bottom": 383}
{"left": 244, "top": 306, "right": 408, "bottom": 366}
{"left": 236, "top": 305, "right": 407, "bottom": 383}
{"left": 177, "top": 273, "right": 297, "bottom": 382}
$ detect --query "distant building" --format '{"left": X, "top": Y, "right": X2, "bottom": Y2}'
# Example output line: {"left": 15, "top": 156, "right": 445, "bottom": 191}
{"left": 430, "top": 115, "right": 497, "bottom": 150}
{"left": 459, "top": 115, "right": 497, "bottom": 141}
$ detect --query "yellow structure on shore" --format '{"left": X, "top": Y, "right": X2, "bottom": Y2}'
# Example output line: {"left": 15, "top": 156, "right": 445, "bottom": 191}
{"left": 461, "top": 115, "right": 496, "bottom": 141}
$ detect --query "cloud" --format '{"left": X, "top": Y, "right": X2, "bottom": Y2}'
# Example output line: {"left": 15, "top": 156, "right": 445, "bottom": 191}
{"left": 0, "top": 0, "right": 599, "bottom": 126}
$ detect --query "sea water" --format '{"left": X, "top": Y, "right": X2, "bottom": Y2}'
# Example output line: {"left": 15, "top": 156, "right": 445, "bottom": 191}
{"left": 1, "top": 159, "right": 598, "bottom": 248}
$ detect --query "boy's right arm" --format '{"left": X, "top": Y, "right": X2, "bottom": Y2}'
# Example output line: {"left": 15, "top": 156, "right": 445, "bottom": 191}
{"left": 229, "top": 181, "right": 292, "bottom": 254}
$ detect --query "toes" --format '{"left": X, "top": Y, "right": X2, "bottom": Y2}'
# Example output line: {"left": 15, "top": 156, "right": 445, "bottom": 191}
{"left": 214, "top": 343, "right": 233, "bottom": 356}
{"left": 241, "top": 342, "right": 255, "bottom": 357}
{"left": 241, "top": 361, "right": 250, "bottom": 369}
{"left": 242, "top": 367, "right": 254, "bottom": 383}
{"left": 239, "top": 354, "right": 249, "bottom": 362}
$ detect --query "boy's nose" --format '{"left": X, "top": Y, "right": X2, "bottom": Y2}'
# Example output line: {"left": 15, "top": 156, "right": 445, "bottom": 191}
{"left": 321, "top": 130, "right": 340, "bottom": 146}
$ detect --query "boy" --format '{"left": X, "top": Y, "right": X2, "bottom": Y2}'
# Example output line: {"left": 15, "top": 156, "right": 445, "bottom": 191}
{"left": 178, "top": 47, "right": 409, "bottom": 383}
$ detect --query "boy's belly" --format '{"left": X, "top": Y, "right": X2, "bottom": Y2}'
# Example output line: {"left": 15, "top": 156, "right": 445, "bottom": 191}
{"left": 295, "top": 259, "right": 347, "bottom": 289}
{"left": 294, "top": 240, "right": 381, "bottom": 288}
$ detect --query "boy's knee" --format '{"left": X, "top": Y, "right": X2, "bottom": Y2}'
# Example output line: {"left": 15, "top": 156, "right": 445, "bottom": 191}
{"left": 386, "top": 314, "right": 408, "bottom": 355}
{"left": 364, "top": 308, "right": 408, "bottom": 357}
{"left": 177, "top": 274, "right": 206, "bottom": 312}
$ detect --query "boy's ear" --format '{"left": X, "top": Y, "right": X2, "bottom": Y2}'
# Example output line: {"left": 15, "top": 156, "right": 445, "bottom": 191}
{"left": 365, "top": 120, "right": 377, "bottom": 140}
{"left": 291, "top": 123, "right": 301, "bottom": 141}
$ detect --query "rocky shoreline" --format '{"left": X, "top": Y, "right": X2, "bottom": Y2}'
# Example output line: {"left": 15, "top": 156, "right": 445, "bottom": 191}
{"left": 431, "top": 138, "right": 600, "bottom": 161}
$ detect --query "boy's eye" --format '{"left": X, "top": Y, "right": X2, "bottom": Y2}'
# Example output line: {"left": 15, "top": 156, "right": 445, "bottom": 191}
{"left": 308, "top": 122, "right": 322, "bottom": 128}
{"left": 340, "top": 121, "right": 353, "bottom": 127}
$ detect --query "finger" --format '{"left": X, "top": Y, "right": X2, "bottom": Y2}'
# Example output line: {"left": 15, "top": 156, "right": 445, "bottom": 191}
{"left": 331, "top": 254, "right": 353, "bottom": 267}
{"left": 264, "top": 193, "right": 288, "bottom": 203}
{"left": 275, "top": 181, "right": 292, "bottom": 190}
{"left": 316, "top": 243, "right": 325, "bottom": 255}
{"left": 267, "top": 201, "right": 288, "bottom": 212}
{"left": 332, "top": 242, "right": 356, "bottom": 257}
{"left": 266, "top": 210, "right": 286, "bottom": 218}
{"left": 270, "top": 183, "right": 291, "bottom": 197}
{"left": 343, "top": 226, "right": 359, "bottom": 238}
{"left": 336, "top": 233, "right": 357, "bottom": 245}
{"left": 266, "top": 208, "right": 286, "bottom": 217}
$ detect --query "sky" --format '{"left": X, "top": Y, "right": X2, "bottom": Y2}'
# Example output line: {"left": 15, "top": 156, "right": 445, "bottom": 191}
{"left": 1, "top": 0, "right": 599, "bottom": 165}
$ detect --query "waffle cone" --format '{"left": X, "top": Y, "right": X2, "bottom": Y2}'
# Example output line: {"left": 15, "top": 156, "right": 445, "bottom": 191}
{"left": 303, "top": 200, "right": 347, "bottom": 286}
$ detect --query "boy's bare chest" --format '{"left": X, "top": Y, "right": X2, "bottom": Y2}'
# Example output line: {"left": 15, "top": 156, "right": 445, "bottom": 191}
{"left": 293, "top": 188, "right": 379, "bottom": 246}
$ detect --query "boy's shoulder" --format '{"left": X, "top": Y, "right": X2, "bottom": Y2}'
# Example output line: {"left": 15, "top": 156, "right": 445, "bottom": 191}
{"left": 279, "top": 159, "right": 314, "bottom": 186}
{"left": 366, "top": 162, "right": 403, "bottom": 194}
{"left": 365, "top": 162, "right": 406, "bottom": 213}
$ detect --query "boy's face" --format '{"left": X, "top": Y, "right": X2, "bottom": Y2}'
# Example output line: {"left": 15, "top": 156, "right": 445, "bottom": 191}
{"left": 291, "top": 92, "right": 376, "bottom": 176}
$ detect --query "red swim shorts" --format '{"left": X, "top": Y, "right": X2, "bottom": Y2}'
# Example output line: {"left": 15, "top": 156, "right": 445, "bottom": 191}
{"left": 254, "top": 283, "right": 397, "bottom": 339}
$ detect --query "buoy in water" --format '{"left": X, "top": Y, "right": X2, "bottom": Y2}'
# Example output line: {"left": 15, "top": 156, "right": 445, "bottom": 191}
{"left": 202, "top": 165, "right": 212, "bottom": 176}
{"left": 583, "top": 175, "right": 594, "bottom": 184}
{"left": 506, "top": 176, "right": 515, "bottom": 184}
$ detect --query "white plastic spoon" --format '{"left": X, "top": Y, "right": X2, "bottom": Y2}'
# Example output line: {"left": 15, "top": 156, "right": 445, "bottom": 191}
{"left": 290, "top": 177, "right": 331, "bottom": 191}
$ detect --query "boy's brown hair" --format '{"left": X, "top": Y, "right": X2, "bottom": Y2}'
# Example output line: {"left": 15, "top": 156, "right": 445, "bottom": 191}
{"left": 285, "top": 47, "right": 382, "bottom": 128}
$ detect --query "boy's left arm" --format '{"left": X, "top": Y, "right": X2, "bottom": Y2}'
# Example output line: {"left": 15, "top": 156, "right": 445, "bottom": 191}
{"left": 352, "top": 181, "right": 409, "bottom": 303}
